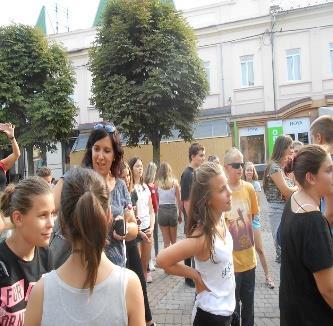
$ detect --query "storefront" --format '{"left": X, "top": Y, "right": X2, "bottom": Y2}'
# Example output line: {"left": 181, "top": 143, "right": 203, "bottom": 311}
{"left": 282, "top": 117, "right": 310, "bottom": 144}
{"left": 239, "top": 126, "right": 266, "bottom": 164}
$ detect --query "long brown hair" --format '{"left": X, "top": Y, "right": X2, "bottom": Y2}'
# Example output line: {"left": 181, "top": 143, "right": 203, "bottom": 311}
{"left": 59, "top": 167, "right": 110, "bottom": 293}
{"left": 187, "top": 162, "right": 227, "bottom": 262}
{"left": 263, "top": 135, "right": 293, "bottom": 192}
{"left": 156, "top": 162, "right": 177, "bottom": 190}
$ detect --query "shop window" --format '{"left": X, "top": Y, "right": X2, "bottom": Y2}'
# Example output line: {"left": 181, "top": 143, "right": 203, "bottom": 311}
{"left": 162, "top": 119, "right": 229, "bottom": 142}
{"left": 286, "top": 48, "right": 301, "bottom": 81}
{"left": 297, "top": 132, "right": 309, "bottom": 144}
{"left": 240, "top": 55, "right": 254, "bottom": 87}
{"left": 330, "top": 43, "right": 333, "bottom": 76}
{"left": 240, "top": 134, "right": 265, "bottom": 164}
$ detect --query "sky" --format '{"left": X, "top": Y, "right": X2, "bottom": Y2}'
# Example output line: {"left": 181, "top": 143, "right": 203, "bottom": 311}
{"left": 0, "top": 0, "right": 222, "bottom": 33}
{"left": 0, "top": 0, "right": 330, "bottom": 34}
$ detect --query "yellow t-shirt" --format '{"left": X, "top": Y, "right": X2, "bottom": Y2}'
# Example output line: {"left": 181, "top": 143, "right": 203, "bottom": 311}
{"left": 225, "top": 180, "right": 259, "bottom": 272}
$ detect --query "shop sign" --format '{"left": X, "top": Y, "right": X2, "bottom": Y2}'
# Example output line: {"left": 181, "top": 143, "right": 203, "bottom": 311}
{"left": 267, "top": 120, "right": 283, "bottom": 157}
{"left": 283, "top": 117, "right": 310, "bottom": 134}
{"left": 239, "top": 126, "right": 265, "bottom": 137}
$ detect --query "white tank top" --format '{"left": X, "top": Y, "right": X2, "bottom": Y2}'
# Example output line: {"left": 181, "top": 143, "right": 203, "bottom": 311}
{"left": 134, "top": 183, "right": 151, "bottom": 230}
{"left": 194, "top": 229, "right": 235, "bottom": 317}
{"left": 41, "top": 265, "right": 128, "bottom": 325}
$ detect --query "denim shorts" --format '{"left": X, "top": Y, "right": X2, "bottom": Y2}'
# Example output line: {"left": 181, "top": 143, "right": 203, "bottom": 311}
{"left": 252, "top": 214, "right": 261, "bottom": 230}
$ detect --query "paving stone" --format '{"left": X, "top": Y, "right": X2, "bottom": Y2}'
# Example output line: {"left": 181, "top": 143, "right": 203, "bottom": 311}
{"left": 147, "top": 190, "right": 280, "bottom": 325}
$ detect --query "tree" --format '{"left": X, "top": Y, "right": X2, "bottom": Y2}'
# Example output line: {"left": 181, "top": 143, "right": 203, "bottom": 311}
{"left": 90, "top": 0, "right": 208, "bottom": 166}
{"left": 0, "top": 24, "right": 76, "bottom": 175}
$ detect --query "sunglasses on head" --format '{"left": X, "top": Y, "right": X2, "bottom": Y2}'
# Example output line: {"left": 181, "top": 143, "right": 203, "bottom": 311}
{"left": 94, "top": 123, "right": 116, "bottom": 133}
{"left": 228, "top": 162, "right": 245, "bottom": 169}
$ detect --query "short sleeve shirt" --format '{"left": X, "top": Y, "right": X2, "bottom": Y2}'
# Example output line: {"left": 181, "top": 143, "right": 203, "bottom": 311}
{"left": 225, "top": 181, "right": 259, "bottom": 272}
{"left": 280, "top": 199, "right": 333, "bottom": 325}
{"left": 264, "top": 162, "right": 286, "bottom": 203}
{"left": 180, "top": 166, "right": 194, "bottom": 201}
{"left": 105, "top": 178, "right": 131, "bottom": 267}
{"left": 0, "top": 242, "right": 53, "bottom": 325}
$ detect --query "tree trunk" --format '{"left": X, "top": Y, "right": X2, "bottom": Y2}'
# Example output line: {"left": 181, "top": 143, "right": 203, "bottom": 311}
{"left": 26, "top": 145, "right": 34, "bottom": 176}
{"left": 152, "top": 137, "right": 161, "bottom": 168}
{"left": 17, "top": 146, "right": 25, "bottom": 179}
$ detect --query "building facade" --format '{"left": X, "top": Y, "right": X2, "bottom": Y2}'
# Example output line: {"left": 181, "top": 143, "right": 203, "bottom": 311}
{"left": 46, "top": 0, "right": 333, "bottom": 177}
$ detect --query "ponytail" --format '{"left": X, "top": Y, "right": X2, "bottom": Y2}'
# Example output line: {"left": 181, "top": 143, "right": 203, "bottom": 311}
{"left": 73, "top": 191, "right": 108, "bottom": 293}
{"left": 0, "top": 184, "right": 16, "bottom": 219}
{"left": 59, "top": 168, "right": 110, "bottom": 294}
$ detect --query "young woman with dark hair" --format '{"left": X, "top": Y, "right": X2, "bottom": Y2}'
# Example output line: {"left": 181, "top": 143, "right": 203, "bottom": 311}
{"left": 0, "top": 177, "right": 54, "bottom": 325}
{"left": 53, "top": 122, "right": 138, "bottom": 268}
{"left": 263, "top": 135, "right": 297, "bottom": 263}
{"left": 157, "top": 162, "right": 235, "bottom": 326}
{"left": 25, "top": 168, "right": 145, "bottom": 326}
{"left": 279, "top": 145, "right": 333, "bottom": 325}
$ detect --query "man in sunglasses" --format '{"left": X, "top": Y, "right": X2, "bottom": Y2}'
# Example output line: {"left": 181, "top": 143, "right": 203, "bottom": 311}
{"left": 180, "top": 142, "right": 205, "bottom": 287}
{"left": 224, "top": 148, "right": 259, "bottom": 326}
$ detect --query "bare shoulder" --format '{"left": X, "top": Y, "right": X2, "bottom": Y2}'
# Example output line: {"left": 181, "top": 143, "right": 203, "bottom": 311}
{"left": 24, "top": 278, "right": 45, "bottom": 325}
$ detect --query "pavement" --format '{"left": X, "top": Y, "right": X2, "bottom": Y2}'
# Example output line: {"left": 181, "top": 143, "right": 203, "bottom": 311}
{"left": 147, "top": 190, "right": 280, "bottom": 326}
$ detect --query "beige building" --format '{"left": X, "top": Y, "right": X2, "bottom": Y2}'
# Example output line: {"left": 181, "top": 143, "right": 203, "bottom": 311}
{"left": 46, "top": 0, "right": 333, "bottom": 177}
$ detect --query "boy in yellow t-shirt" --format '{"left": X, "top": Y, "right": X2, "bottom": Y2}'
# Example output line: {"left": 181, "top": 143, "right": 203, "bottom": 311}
{"left": 224, "top": 148, "right": 259, "bottom": 326}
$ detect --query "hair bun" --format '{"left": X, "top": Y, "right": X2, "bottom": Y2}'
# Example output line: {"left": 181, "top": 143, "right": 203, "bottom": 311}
{"left": 0, "top": 184, "right": 16, "bottom": 216}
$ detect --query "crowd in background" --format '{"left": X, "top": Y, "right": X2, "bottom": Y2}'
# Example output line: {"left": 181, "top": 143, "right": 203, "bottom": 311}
{"left": 0, "top": 116, "right": 332, "bottom": 326}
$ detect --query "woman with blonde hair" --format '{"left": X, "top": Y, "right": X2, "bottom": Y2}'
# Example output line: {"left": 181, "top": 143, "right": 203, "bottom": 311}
{"left": 156, "top": 162, "right": 182, "bottom": 248}
{"left": 243, "top": 161, "right": 275, "bottom": 289}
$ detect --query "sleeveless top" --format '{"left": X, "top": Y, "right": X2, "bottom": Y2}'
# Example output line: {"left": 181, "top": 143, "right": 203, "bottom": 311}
{"left": 41, "top": 265, "right": 128, "bottom": 326}
{"left": 134, "top": 183, "right": 151, "bottom": 230}
{"left": 194, "top": 229, "right": 235, "bottom": 316}
{"left": 158, "top": 185, "right": 176, "bottom": 205}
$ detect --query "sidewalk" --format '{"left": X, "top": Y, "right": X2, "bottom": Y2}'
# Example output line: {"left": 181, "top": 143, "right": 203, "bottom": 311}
{"left": 147, "top": 192, "right": 280, "bottom": 326}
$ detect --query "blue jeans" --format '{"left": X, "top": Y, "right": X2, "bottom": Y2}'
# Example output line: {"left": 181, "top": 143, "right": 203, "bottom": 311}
{"left": 234, "top": 268, "right": 255, "bottom": 326}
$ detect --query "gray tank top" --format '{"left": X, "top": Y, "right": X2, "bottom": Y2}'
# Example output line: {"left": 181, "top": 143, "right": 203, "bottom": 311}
{"left": 41, "top": 265, "right": 128, "bottom": 326}
{"left": 158, "top": 186, "right": 176, "bottom": 205}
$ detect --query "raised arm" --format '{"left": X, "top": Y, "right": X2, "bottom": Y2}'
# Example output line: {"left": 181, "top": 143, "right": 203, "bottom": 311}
{"left": 270, "top": 171, "right": 297, "bottom": 199}
{"left": 0, "top": 123, "right": 20, "bottom": 171}
{"left": 156, "top": 235, "right": 208, "bottom": 293}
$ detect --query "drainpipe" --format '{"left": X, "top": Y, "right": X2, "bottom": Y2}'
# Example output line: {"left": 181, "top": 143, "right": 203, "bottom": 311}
{"left": 270, "top": 6, "right": 279, "bottom": 117}
{"left": 220, "top": 42, "right": 226, "bottom": 108}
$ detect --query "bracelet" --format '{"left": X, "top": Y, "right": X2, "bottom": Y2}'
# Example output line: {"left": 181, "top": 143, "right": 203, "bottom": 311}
{"left": 8, "top": 136, "right": 14, "bottom": 140}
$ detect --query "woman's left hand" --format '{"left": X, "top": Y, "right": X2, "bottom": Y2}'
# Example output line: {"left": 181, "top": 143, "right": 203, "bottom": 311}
{"left": 113, "top": 230, "right": 126, "bottom": 241}
{"left": 0, "top": 123, "right": 15, "bottom": 139}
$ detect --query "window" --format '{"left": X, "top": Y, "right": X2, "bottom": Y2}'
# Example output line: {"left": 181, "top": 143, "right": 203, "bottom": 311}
{"left": 240, "top": 55, "right": 254, "bottom": 87}
{"left": 286, "top": 48, "right": 301, "bottom": 81}
{"left": 330, "top": 43, "right": 333, "bottom": 75}
{"left": 203, "top": 61, "right": 210, "bottom": 90}
{"left": 162, "top": 119, "right": 229, "bottom": 142}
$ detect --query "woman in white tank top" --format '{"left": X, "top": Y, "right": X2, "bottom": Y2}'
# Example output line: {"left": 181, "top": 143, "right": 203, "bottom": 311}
{"left": 157, "top": 162, "right": 236, "bottom": 326}
{"left": 24, "top": 168, "right": 145, "bottom": 326}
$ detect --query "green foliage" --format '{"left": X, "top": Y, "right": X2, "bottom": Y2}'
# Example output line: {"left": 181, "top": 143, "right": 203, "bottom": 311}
{"left": 90, "top": 0, "right": 208, "bottom": 152}
{"left": 0, "top": 24, "right": 77, "bottom": 152}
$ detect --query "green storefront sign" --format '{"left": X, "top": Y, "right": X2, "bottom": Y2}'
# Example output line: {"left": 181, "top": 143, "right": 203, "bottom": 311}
{"left": 267, "top": 120, "right": 283, "bottom": 157}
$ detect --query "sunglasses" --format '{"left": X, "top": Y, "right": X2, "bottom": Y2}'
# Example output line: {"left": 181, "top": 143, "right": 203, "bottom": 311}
{"left": 228, "top": 163, "right": 245, "bottom": 169}
{"left": 94, "top": 123, "right": 116, "bottom": 133}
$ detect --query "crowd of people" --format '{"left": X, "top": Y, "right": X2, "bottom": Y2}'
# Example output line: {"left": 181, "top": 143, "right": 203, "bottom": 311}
{"left": 0, "top": 116, "right": 332, "bottom": 325}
